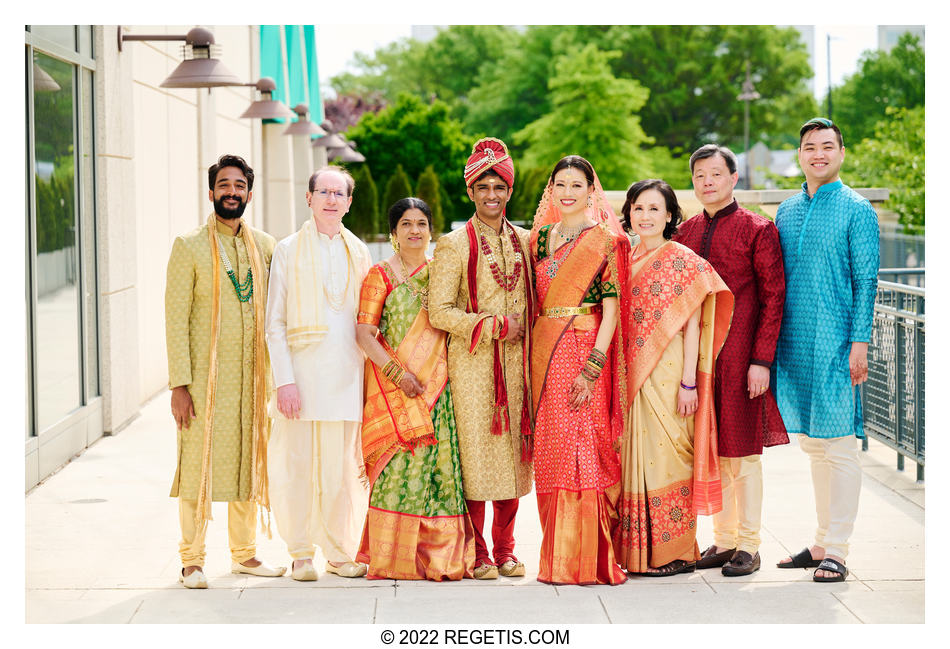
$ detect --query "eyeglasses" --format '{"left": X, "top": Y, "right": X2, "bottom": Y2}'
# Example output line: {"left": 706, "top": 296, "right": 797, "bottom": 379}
{"left": 313, "top": 188, "right": 347, "bottom": 199}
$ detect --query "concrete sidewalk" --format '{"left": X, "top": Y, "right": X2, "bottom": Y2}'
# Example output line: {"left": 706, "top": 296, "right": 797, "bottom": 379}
{"left": 26, "top": 392, "right": 924, "bottom": 624}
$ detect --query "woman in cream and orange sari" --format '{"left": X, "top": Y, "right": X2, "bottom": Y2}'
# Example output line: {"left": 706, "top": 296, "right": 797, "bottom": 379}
{"left": 613, "top": 179, "right": 733, "bottom": 576}
{"left": 529, "top": 156, "right": 630, "bottom": 585}
{"left": 355, "top": 198, "right": 474, "bottom": 580}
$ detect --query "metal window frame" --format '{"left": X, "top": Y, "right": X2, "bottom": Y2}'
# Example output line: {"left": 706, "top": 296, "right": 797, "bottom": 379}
{"left": 25, "top": 26, "right": 98, "bottom": 437}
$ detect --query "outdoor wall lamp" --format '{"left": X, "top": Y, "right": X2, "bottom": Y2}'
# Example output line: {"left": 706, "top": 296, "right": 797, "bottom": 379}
{"left": 328, "top": 146, "right": 365, "bottom": 163}
{"left": 239, "top": 77, "right": 296, "bottom": 120}
{"left": 282, "top": 104, "right": 327, "bottom": 136}
{"left": 311, "top": 132, "right": 348, "bottom": 149}
{"left": 117, "top": 26, "right": 243, "bottom": 88}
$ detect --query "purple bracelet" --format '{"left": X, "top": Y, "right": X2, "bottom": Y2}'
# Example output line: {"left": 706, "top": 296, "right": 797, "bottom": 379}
{"left": 680, "top": 381, "right": 696, "bottom": 390}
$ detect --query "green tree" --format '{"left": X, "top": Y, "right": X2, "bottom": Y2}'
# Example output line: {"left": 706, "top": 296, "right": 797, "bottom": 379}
{"left": 514, "top": 44, "right": 652, "bottom": 190}
{"left": 599, "top": 25, "right": 817, "bottom": 153}
{"left": 845, "top": 106, "right": 924, "bottom": 233}
{"left": 508, "top": 165, "right": 551, "bottom": 227}
{"left": 464, "top": 27, "right": 586, "bottom": 151}
{"left": 382, "top": 164, "right": 413, "bottom": 217}
{"left": 347, "top": 165, "right": 380, "bottom": 237}
{"left": 330, "top": 25, "right": 515, "bottom": 113}
{"left": 415, "top": 166, "right": 445, "bottom": 234}
{"left": 829, "top": 33, "right": 924, "bottom": 144}
{"left": 345, "top": 93, "right": 471, "bottom": 223}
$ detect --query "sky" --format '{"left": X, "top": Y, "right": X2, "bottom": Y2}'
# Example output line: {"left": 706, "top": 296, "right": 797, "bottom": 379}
{"left": 314, "top": 24, "right": 882, "bottom": 101}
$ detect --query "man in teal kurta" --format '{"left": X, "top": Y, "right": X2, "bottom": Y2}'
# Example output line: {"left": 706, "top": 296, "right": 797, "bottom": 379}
{"left": 165, "top": 154, "right": 284, "bottom": 588}
{"left": 773, "top": 118, "right": 879, "bottom": 583}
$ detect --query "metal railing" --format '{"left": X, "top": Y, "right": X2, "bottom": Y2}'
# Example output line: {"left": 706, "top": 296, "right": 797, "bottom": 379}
{"left": 861, "top": 269, "right": 925, "bottom": 481}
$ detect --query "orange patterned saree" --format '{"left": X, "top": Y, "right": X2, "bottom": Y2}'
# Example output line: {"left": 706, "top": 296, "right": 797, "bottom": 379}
{"left": 612, "top": 241, "right": 733, "bottom": 572}
{"left": 356, "top": 261, "right": 474, "bottom": 580}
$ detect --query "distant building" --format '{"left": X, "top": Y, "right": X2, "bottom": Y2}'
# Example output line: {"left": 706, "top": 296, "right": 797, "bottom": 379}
{"left": 878, "top": 25, "right": 925, "bottom": 51}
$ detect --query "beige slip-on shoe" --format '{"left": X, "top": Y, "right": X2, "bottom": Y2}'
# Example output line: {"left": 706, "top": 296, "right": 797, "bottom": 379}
{"left": 231, "top": 559, "right": 287, "bottom": 577}
{"left": 291, "top": 560, "right": 318, "bottom": 581}
{"left": 179, "top": 567, "right": 208, "bottom": 589}
{"left": 325, "top": 561, "right": 368, "bottom": 578}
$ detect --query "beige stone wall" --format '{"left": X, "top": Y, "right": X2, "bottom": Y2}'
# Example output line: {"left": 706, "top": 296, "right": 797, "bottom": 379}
{"left": 95, "top": 25, "right": 268, "bottom": 431}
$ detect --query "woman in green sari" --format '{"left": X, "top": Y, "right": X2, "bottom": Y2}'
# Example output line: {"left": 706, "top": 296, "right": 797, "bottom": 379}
{"left": 355, "top": 197, "right": 475, "bottom": 580}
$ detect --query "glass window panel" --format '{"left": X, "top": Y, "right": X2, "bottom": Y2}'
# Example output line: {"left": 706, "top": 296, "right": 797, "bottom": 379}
{"left": 79, "top": 26, "right": 92, "bottom": 59}
{"left": 31, "top": 51, "right": 81, "bottom": 431}
{"left": 80, "top": 67, "right": 98, "bottom": 400}
{"left": 30, "top": 26, "right": 77, "bottom": 52}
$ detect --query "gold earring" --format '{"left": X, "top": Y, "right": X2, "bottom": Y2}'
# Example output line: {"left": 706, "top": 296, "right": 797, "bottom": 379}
{"left": 390, "top": 234, "right": 400, "bottom": 252}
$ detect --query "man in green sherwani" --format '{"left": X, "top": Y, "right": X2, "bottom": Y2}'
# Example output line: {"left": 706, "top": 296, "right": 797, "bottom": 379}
{"left": 165, "top": 154, "right": 285, "bottom": 588}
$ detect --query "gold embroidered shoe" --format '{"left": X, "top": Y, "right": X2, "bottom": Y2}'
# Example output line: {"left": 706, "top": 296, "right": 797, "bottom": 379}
{"left": 498, "top": 560, "right": 525, "bottom": 577}
{"left": 325, "top": 561, "right": 367, "bottom": 578}
{"left": 473, "top": 562, "right": 499, "bottom": 580}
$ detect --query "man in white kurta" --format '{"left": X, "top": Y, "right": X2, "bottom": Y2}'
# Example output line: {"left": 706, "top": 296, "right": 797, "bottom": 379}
{"left": 265, "top": 167, "right": 372, "bottom": 580}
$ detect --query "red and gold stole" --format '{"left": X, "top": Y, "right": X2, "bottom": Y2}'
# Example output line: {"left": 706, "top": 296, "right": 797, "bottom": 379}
{"left": 359, "top": 263, "right": 447, "bottom": 486}
{"left": 464, "top": 217, "right": 535, "bottom": 459}
{"left": 625, "top": 241, "right": 734, "bottom": 514}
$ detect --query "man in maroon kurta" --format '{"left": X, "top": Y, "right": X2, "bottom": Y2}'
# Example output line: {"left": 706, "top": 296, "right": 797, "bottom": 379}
{"left": 674, "top": 144, "right": 789, "bottom": 576}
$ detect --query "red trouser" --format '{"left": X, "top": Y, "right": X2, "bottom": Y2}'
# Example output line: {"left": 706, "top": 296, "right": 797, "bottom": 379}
{"left": 466, "top": 498, "right": 519, "bottom": 566}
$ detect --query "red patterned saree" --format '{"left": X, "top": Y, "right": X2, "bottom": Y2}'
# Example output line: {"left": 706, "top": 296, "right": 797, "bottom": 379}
{"left": 530, "top": 223, "right": 631, "bottom": 585}
{"left": 612, "top": 241, "right": 733, "bottom": 573}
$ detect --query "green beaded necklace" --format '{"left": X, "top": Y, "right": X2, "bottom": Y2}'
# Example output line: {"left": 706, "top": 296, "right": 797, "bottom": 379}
{"left": 216, "top": 236, "right": 254, "bottom": 302}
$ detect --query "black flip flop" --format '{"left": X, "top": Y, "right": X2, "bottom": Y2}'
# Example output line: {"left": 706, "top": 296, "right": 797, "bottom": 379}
{"left": 813, "top": 558, "right": 848, "bottom": 582}
{"left": 776, "top": 547, "right": 822, "bottom": 569}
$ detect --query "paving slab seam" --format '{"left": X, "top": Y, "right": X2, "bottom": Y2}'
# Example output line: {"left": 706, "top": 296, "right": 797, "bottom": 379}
{"left": 597, "top": 595, "right": 612, "bottom": 624}
{"left": 372, "top": 598, "right": 378, "bottom": 624}
{"left": 859, "top": 462, "right": 925, "bottom": 510}
{"left": 126, "top": 599, "right": 144, "bottom": 624}
{"left": 699, "top": 574, "right": 719, "bottom": 593}
{"left": 831, "top": 591, "right": 865, "bottom": 623}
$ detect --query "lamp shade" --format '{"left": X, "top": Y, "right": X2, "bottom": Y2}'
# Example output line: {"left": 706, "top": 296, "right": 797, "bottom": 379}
{"left": 311, "top": 133, "right": 348, "bottom": 149}
{"left": 328, "top": 146, "right": 365, "bottom": 163}
{"left": 240, "top": 77, "right": 295, "bottom": 119}
{"left": 161, "top": 57, "right": 243, "bottom": 88}
{"left": 282, "top": 104, "right": 327, "bottom": 136}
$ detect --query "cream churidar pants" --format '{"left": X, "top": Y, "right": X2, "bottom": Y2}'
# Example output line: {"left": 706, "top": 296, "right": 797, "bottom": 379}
{"left": 268, "top": 419, "right": 368, "bottom": 562}
{"left": 178, "top": 499, "right": 257, "bottom": 568}
{"left": 798, "top": 434, "right": 861, "bottom": 560}
{"left": 711, "top": 454, "right": 763, "bottom": 554}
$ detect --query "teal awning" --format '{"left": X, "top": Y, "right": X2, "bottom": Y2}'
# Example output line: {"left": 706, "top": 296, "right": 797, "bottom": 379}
{"left": 259, "top": 25, "right": 321, "bottom": 125}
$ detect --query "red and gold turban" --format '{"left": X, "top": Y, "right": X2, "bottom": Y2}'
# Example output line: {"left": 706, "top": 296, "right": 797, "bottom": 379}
{"left": 463, "top": 137, "right": 514, "bottom": 188}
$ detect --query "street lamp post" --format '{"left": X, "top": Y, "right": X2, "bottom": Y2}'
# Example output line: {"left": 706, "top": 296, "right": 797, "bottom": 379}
{"left": 737, "top": 60, "right": 761, "bottom": 190}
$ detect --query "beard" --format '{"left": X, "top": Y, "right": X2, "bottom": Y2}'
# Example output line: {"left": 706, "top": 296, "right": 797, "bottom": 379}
{"left": 214, "top": 194, "right": 248, "bottom": 220}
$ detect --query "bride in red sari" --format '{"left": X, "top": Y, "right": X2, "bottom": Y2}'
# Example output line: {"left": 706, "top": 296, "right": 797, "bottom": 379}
{"left": 529, "top": 156, "right": 630, "bottom": 585}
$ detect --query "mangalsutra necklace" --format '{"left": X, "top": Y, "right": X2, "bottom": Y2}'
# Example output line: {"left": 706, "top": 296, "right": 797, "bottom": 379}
{"left": 478, "top": 220, "right": 523, "bottom": 292}
{"left": 216, "top": 236, "right": 253, "bottom": 302}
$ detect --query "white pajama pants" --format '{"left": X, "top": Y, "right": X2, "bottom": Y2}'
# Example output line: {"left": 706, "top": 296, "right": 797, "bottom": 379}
{"left": 798, "top": 433, "right": 862, "bottom": 560}
{"left": 711, "top": 454, "right": 763, "bottom": 554}
{"left": 267, "top": 419, "right": 368, "bottom": 562}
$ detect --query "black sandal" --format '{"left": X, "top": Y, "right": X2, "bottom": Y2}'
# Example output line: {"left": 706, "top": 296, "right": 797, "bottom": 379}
{"left": 777, "top": 547, "right": 822, "bottom": 569}
{"left": 813, "top": 558, "right": 848, "bottom": 582}
{"left": 641, "top": 560, "right": 696, "bottom": 577}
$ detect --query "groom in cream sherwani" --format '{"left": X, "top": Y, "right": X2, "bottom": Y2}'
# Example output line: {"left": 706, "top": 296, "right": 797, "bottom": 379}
{"left": 264, "top": 166, "right": 372, "bottom": 581}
